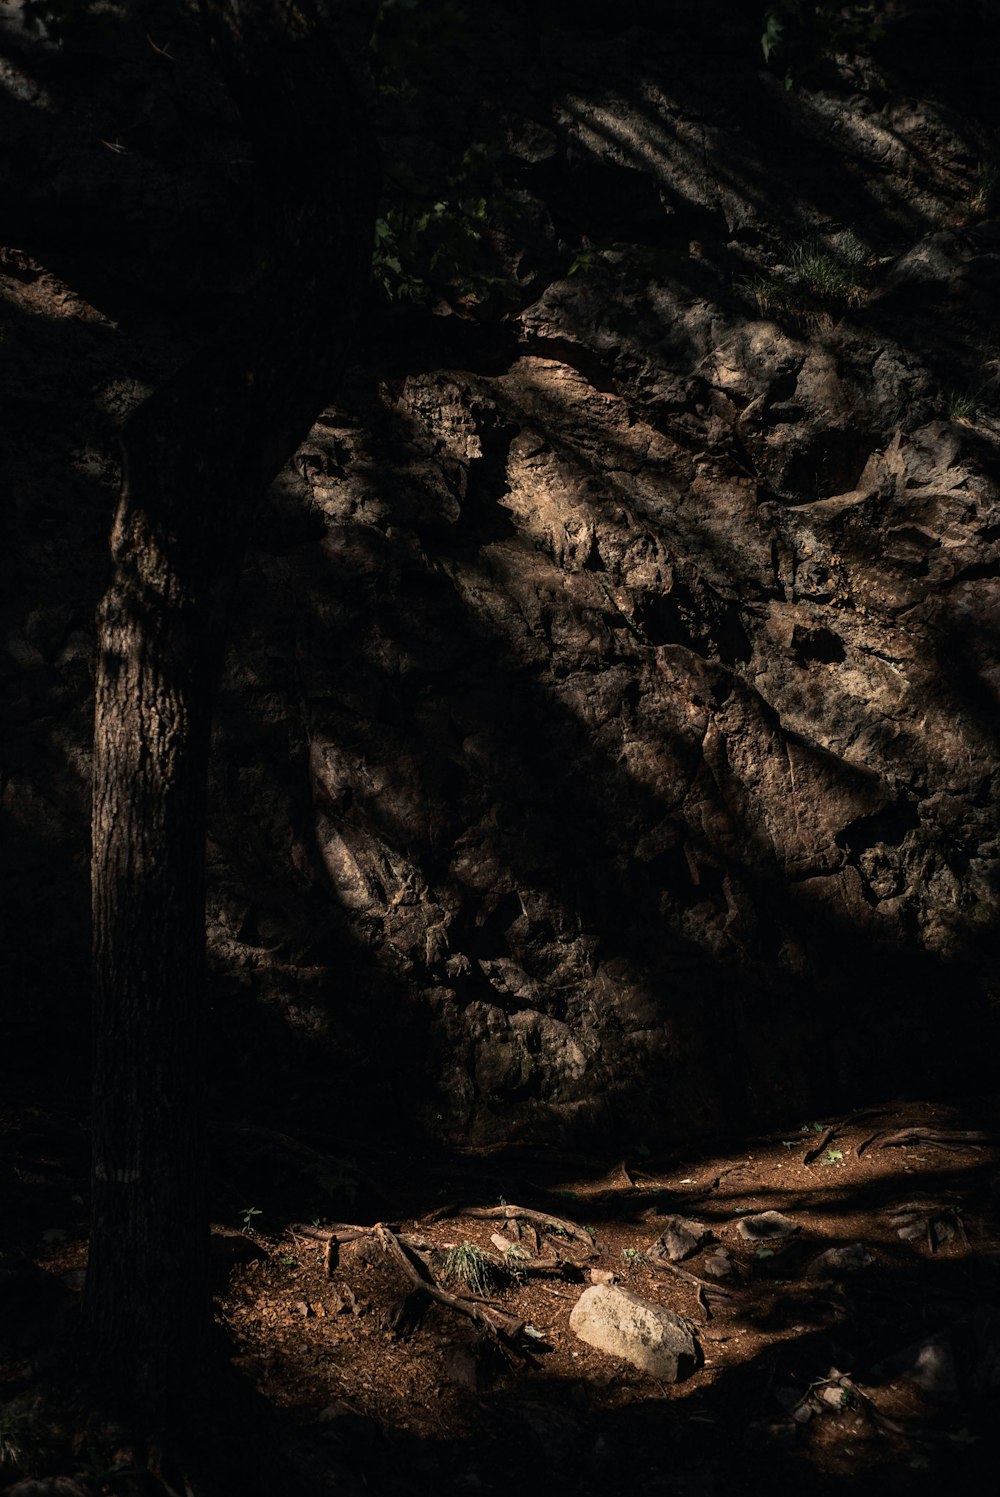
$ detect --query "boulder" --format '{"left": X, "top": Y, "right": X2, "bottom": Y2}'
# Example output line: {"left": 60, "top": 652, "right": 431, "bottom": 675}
{"left": 569, "top": 1284, "right": 697, "bottom": 1380}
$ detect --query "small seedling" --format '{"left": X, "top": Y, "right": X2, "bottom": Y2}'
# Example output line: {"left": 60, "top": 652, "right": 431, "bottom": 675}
{"left": 821, "top": 1149, "right": 845, "bottom": 1166}
{"left": 240, "top": 1206, "right": 263, "bottom": 1235}
{"left": 440, "top": 1242, "right": 500, "bottom": 1296}
{"left": 621, "top": 1247, "right": 648, "bottom": 1269}
{"left": 280, "top": 1255, "right": 297, "bottom": 1267}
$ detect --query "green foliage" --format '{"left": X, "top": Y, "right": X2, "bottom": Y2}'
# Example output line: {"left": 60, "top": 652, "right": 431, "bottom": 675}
{"left": 971, "top": 164, "right": 999, "bottom": 218}
{"left": 0, "top": 1402, "right": 40, "bottom": 1473}
{"left": 372, "top": 177, "right": 500, "bottom": 306}
{"left": 742, "top": 238, "right": 871, "bottom": 314}
{"left": 621, "top": 1246, "right": 648, "bottom": 1269}
{"left": 946, "top": 390, "right": 980, "bottom": 424}
{"left": 440, "top": 1241, "right": 501, "bottom": 1296}
{"left": 370, "top": 3, "right": 523, "bottom": 308}
{"left": 760, "top": 3, "right": 883, "bottom": 85}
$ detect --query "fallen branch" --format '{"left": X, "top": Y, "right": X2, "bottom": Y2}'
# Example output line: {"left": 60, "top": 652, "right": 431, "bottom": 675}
{"left": 649, "top": 1251, "right": 733, "bottom": 1305}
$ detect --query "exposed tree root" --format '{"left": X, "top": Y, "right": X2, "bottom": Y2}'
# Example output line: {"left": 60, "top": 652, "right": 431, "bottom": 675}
{"left": 420, "top": 1202, "right": 597, "bottom": 1257}
{"left": 856, "top": 1126, "right": 989, "bottom": 1157}
{"left": 289, "top": 1220, "right": 527, "bottom": 1347}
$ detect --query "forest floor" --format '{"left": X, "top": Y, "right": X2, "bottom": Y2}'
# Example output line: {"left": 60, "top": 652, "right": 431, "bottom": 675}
{"left": 4, "top": 1096, "right": 1000, "bottom": 1495}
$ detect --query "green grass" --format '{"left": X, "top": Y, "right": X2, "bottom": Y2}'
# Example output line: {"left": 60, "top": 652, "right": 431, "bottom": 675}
{"left": 742, "top": 237, "right": 871, "bottom": 314}
{"left": 440, "top": 1242, "right": 501, "bottom": 1296}
{"left": 972, "top": 163, "right": 999, "bottom": 218}
{"left": 946, "top": 389, "right": 980, "bottom": 424}
{"left": 0, "top": 1402, "right": 40, "bottom": 1472}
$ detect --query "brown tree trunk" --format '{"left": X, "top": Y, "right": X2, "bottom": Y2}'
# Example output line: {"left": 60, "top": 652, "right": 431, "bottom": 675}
{"left": 84, "top": 0, "right": 379, "bottom": 1417}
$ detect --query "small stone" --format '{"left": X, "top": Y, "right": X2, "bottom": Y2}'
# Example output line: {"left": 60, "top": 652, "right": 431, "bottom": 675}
{"left": 652, "top": 1215, "right": 711, "bottom": 1262}
{"left": 589, "top": 1267, "right": 620, "bottom": 1285}
{"left": 703, "top": 1250, "right": 733, "bottom": 1279}
{"left": 804, "top": 1243, "right": 874, "bottom": 1276}
{"left": 330, "top": 1284, "right": 362, "bottom": 1316}
{"left": 885, "top": 1332, "right": 958, "bottom": 1400}
{"left": 295, "top": 1300, "right": 312, "bottom": 1318}
{"left": 736, "top": 1211, "right": 799, "bottom": 1242}
{"left": 569, "top": 1284, "right": 698, "bottom": 1380}
{"left": 443, "top": 1343, "right": 493, "bottom": 1391}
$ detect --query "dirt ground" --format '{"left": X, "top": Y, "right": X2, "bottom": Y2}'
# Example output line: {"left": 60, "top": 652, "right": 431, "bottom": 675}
{"left": 4, "top": 1095, "right": 1000, "bottom": 1495}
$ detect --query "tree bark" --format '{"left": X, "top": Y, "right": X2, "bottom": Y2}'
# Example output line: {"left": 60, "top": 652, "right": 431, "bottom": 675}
{"left": 84, "top": 0, "right": 379, "bottom": 1416}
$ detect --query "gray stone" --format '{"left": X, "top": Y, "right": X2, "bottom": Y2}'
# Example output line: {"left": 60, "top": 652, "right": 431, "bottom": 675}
{"left": 702, "top": 1250, "right": 734, "bottom": 1279}
{"left": 652, "top": 1215, "right": 711, "bottom": 1262}
{"left": 568, "top": 1284, "right": 698, "bottom": 1380}
{"left": 883, "top": 1332, "right": 958, "bottom": 1401}
{"left": 736, "top": 1212, "right": 799, "bottom": 1242}
{"left": 804, "top": 1243, "right": 874, "bottom": 1277}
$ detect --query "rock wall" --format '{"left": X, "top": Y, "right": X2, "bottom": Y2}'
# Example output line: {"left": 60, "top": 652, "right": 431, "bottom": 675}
{"left": 4, "top": 1, "right": 1000, "bottom": 1141}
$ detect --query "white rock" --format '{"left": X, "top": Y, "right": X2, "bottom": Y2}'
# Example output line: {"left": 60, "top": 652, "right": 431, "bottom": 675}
{"left": 568, "top": 1284, "right": 697, "bottom": 1380}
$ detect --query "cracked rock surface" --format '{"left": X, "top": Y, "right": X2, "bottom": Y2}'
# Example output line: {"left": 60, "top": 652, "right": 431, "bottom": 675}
{"left": 3, "top": 1, "right": 999, "bottom": 1141}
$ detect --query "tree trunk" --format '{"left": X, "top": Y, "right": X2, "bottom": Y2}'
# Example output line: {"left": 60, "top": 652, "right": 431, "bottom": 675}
{"left": 84, "top": 0, "right": 379, "bottom": 1416}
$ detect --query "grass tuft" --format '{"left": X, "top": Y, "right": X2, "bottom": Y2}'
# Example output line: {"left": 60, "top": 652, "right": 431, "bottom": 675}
{"left": 0, "top": 1401, "right": 40, "bottom": 1472}
{"left": 742, "top": 236, "right": 871, "bottom": 314}
{"left": 440, "top": 1241, "right": 502, "bottom": 1296}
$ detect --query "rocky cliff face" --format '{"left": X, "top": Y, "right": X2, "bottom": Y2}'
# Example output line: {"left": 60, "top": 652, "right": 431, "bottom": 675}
{"left": 4, "top": 1, "right": 999, "bottom": 1141}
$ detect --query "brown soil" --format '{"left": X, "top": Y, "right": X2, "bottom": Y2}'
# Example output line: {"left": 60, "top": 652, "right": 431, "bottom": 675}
{"left": 5, "top": 1097, "right": 1000, "bottom": 1495}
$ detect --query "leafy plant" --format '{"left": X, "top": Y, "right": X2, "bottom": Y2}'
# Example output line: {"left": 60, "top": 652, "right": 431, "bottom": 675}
{"left": 821, "top": 1149, "right": 845, "bottom": 1166}
{"left": 760, "top": 3, "right": 883, "bottom": 79}
{"left": 240, "top": 1205, "right": 263, "bottom": 1234}
{"left": 440, "top": 1241, "right": 501, "bottom": 1296}
{"left": 369, "top": 1, "right": 519, "bottom": 308}
{"left": 75, "top": 1446, "right": 138, "bottom": 1487}
{"left": 621, "top": 1247, "right": 648, "bottom": 1269}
